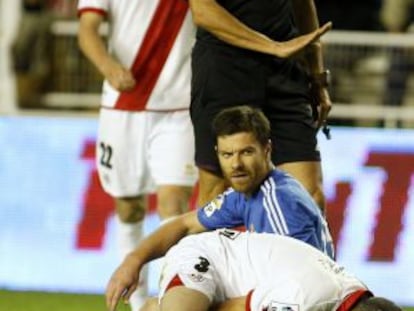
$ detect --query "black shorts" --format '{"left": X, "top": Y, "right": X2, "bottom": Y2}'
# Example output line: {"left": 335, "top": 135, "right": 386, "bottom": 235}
{"left": 190, "top": 43, "right": 321, "bottom": 175}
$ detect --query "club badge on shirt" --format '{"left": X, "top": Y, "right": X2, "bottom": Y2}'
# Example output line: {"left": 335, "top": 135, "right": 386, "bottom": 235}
{"left": 203, "top": 195, "right": 224, "bottom": 217}
{"left": 266, "top": 301, "right": 299, "bottom": 311}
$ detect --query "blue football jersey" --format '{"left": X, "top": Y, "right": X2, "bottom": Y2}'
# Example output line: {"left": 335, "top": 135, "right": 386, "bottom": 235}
{"left": 197, "top": 169, "right": 334, "bottom": 258}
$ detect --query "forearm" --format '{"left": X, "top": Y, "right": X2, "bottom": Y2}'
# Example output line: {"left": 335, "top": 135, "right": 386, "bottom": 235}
{"left": 291, "top": 0, "right": 324, "bottom": 74}
{"left": 78, "top": 12, "right": 137, "bottom": 91}
{"left": 189, "top": 0, "right": 276, "bottom": 56}
{"left": 126, "top": 212, "right": 204, "bottom": 266}
{"left": 78, "top": 14, "right": 114, "bottom": 77}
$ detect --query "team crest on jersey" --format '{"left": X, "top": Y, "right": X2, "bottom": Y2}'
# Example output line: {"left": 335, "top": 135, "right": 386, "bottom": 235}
{"left": 187, "top": 273, "right": 205, "bottom": 283}
{"left": 266, "top": 301, "right": 299, "bottom": 311}
{"left": 203, "top": 195, "right": 224, "bottom": 217}
{"left": 203, "top": 189, "right": 234, "bottom": 217}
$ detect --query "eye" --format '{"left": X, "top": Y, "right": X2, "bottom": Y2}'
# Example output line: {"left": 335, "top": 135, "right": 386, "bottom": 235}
{"left": 220, "top": 152, "right": 232, "bottom": 159}
{"left": 242, "top": 149, "right": 254, "bottom": 156}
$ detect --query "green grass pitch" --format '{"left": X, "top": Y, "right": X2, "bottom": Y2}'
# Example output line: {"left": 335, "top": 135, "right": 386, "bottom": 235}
{"left": 0, "top": 290, "right": 125, "bottom": 311}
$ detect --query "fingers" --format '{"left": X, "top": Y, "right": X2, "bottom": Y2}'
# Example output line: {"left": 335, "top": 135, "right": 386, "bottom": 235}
{"left": 106, "top": 288, "right": 119, "bottom": 311}
{"left": 123, "top": 283, "right": 138, "bottom": 303}
{"left": 119, "top": 70, "right": 136, "bottom": 90}
{"left": 105, "top": 64, "right": 136, "bottom": 91}
{"left": 318, "top": 21, "right": 332, "bottom": 36}
{"left": 316, "top": 101, "right": 331, "bottom": 129}
{"left": 319, "top": 106, "right": 331, "bottom": 127}
{"left": 312, "top": 88, "right": 332, "bottom": 129}
{"left": 309, "top": 21, "right": 332, "bottom": 43}
{"left": 106, "top": 280, "right": 129, "bottom": 311}
{"left": 272, "top": 21, "right": 332, "bottom": 58}
{"left": 113, "top": 70, "right": 135, "bottom": 91}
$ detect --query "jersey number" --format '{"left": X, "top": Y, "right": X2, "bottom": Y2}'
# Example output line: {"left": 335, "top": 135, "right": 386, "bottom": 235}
{"left": 99, "top": 142, "right": 113, "bottom": 169}
{"left": 194, "top": 256, "right": 210, "bottom": 273}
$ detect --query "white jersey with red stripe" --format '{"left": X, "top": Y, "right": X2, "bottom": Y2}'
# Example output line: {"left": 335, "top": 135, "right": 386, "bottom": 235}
{"left": 159, "top": 230, "right": 369, "bottom": 311}
{"left": 77, "top": 0, "right": 194, "bottom": 111}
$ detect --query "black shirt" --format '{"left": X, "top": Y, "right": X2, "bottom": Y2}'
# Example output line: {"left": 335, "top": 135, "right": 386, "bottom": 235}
{"left": 196, "top": 0, "right": 299, "bottom": 46}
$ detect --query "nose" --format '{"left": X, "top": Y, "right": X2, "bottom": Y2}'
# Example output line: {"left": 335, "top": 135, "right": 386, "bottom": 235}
{"left": 231, "top": 154, "right": 242, "bottom": 169}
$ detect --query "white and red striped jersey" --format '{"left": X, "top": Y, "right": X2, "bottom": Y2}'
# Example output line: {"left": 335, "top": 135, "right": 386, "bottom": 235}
{"left": 160, "top": 230, "right": 369, "bottom": 311}
{"left": 78, "top": 0, "right": 195, "bottom": 111}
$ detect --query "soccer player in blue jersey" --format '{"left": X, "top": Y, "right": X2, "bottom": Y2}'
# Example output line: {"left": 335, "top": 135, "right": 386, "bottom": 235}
{"left": 105, "top": 106, "right": 334, "bottom": 311}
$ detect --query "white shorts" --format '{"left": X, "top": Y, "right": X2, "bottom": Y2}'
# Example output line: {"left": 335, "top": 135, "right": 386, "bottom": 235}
{"left": 158, "top": 240, "right": 220, "bottom": 304}
{"left": 96, "top": 109, "right": 197, "bottom": 197}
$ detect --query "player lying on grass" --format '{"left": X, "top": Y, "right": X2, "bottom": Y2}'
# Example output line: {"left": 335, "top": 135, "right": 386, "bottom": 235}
{"left": 146, "top": 229, "right": 401, "bottom": 311}
{"left": 105, "top": 106, "right": 334, "bottom": 311}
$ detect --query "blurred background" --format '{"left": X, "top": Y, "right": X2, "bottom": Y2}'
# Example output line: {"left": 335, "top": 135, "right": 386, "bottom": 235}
{"left": 0, "top": 0, "right": 414, "bottom": 310}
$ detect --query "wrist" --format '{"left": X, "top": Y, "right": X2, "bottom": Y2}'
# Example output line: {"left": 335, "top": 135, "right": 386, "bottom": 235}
{"left": 310, "top": 69, "right": 331, "bottom": 88}
{"left": 125, "top": 250, "right": 144, "bottom": 267}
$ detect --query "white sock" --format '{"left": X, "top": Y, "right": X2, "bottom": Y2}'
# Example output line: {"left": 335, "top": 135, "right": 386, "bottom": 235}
{"left": 146, "top": 216, "right": 177, "bottom": 298}
{"left": 116, "top": 216, "right": 147, "bottom": 311}
{"left": 129, "top": 265, "right": 148, "bottom": 311}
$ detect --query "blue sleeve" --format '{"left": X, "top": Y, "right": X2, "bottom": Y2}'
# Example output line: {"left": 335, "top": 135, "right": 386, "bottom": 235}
{"left": 197, "top": 189, "right": 245, "bottom": 230}
{"left": 285, "top": 205, "right": 335, "bottom": 259}
{"left": 276, "top": 180, "right": 334, "bottom": 257}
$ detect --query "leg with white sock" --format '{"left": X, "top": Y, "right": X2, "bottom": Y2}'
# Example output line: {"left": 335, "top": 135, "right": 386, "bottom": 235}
{"left": 115, "top": 196, "right": 147, "bottom": 311}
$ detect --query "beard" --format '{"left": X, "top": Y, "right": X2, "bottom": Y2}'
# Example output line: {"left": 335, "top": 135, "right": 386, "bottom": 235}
{"left": 227, "top": 170, "right": 256, "bottom": 195}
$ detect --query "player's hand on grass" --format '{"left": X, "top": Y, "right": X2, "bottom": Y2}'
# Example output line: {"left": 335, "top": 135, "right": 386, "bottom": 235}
{"left": 271, "top": 21, "right": 332, "bottom": 58}
{"left": 105, "top": 254, "right": 142, "bottom": 311}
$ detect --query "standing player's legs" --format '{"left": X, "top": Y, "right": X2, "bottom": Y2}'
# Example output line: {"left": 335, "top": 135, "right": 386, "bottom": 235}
{"left": 277, "top": 161, "right": 325, "bottom": 213}
{"left": 197, "top": 168, "right": 228, "bottom": 207}
{"left": 148, "top": 110, "right": 198, "bottom": 220}
{"left": 191, "top": 103, "right": 229, "bottom": 206}
{"left": 264, "top": 59, "right": 327, "bottom": 213}
{"left": 96, "top": 109, "right": 153, "bottom": 311}
{"left": 191, "top": 44, "right": 250, "bottom": 207}
{"left": 147, "top": 110, "right": 197, "bottom": 306}
{"left": 265, "top": 97, "right": 326, "bottom": 213}
{"left": 156, "top": 185, "right": 192, "bottom": 220}
{"left": 114, "top": 196, "right": 147, "bottom": 311}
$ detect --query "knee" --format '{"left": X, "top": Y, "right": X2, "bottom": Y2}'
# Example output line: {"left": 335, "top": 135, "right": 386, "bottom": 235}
{"left": 115, "top": 196, "right": 146, "bottom": 223}
{"left": 157, "top": 186, "right": 193, "bottom": 219}
{"left": 197, "top": 169, "right": 228, "bottom": 206}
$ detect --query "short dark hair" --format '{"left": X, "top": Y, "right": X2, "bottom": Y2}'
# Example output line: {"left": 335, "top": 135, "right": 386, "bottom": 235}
{"left": 353, "top": 297, "right": 402, "bottom": 311}
{"left": 212, "top": 106, "right": 271, "bottom": 146}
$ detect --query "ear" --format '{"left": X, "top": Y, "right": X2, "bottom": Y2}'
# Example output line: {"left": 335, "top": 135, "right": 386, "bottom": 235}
{"left": 265, "top": 139, "right": 272, "bottom": 156}
{"left": 215, "top": 145, "right": 218, "bottom": 153}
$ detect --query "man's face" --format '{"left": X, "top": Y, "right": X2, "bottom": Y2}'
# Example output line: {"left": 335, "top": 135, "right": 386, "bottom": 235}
{"left": 216, "top": 132, "right": 271, "bottom": 195}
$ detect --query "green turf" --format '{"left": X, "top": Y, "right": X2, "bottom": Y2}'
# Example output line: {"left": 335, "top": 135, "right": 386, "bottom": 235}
{"left": 0, "top": 290, "right": 413, "bottom": 311}
{"left": 0, "top": 290, "right": 132, "bottom": 311}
